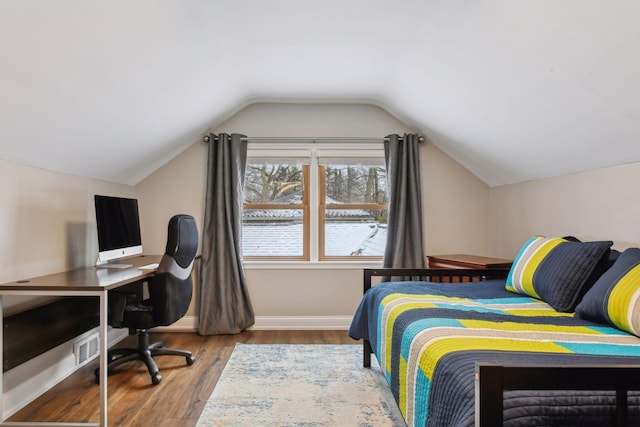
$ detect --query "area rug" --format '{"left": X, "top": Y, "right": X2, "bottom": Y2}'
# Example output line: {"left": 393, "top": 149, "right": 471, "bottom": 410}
{"left": 196, "top": 344, "right": 406, "bottom": 427}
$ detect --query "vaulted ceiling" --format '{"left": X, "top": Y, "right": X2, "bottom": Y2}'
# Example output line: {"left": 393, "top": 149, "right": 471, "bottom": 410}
{"left": 1, "top": 1, "right": 639, "bottom": 187}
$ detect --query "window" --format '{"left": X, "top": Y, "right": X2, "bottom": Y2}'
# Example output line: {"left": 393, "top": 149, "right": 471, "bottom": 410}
{"left": 319, "top": 161, "right": 388, "bottom": 259}
{"left": 242, "top": 162, "right": 309, "bottom": 260}
{"left": 241, "top": 144, "right": 387, "bottom": 262}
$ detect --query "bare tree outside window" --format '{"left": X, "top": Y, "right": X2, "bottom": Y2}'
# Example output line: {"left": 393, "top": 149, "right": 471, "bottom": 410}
{"left": 244, "top": 164, "right": 304, "bottom": 204}
{"left": 324, "top": 165, "right": 387, "bottom": 205}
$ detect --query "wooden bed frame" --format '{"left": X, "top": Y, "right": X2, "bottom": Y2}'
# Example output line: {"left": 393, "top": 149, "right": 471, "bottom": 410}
{"left": 361, "top": 268, "right": 640, "bottom": 427}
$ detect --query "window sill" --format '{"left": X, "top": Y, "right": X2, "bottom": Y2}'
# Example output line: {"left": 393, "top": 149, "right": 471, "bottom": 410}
{"left": 243, "top": 260, "right": 383, "bottom": 270}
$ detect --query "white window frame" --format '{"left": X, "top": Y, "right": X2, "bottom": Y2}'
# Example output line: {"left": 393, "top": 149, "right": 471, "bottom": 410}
{"left": 242, "top": 142, "right": 386, "bottom": 269}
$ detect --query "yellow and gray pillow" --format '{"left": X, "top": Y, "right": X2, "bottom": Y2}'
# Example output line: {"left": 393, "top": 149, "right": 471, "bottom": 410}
{"left": 506, "top": 236, "right": 613, "bottom": 312}
{"left": 576, "top": 247, "right": 640, "bottom": 336}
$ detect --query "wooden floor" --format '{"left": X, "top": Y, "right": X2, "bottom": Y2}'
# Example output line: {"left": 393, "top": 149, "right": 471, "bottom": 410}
{"left": 9, "top": 330, "right": 356, "bottom": 426}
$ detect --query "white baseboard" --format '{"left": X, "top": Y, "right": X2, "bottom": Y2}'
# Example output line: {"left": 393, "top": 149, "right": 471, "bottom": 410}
{"left": 251, "top": 316, "right": 352, "bottom": 330}
{"left": 156, "top": 315, "right": 352, "bottom": 332}
{"left": 2, "top": 327, "right": 128, "bottom": 418}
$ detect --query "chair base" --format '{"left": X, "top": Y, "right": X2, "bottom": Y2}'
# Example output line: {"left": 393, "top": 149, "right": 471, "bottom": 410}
{"left": 95, "top": 329, "right": 195, "bottom": 385}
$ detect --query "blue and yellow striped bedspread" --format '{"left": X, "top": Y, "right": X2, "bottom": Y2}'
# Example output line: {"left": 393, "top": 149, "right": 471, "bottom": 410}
{"left": 348, "top": 280, "right": 640, "bottom": 427}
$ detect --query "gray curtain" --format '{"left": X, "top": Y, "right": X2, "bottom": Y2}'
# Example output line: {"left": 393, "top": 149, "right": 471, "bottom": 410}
{"left": 383, "top": 133, "right": 427, "bottom": 268}
{"left": 198, "top": 132, "right": 255, "bottom": 335}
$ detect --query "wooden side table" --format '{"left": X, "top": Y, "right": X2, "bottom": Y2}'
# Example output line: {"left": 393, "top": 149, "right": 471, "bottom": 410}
{"left": 427, "top": 254, "right": 512, "bottom": 282}
{"left": 428, "top": 254, "right": 513, "bottom": 269}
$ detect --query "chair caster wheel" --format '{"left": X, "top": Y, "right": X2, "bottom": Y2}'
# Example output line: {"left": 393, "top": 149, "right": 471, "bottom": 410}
{"left": 152, "top": 373, "right": 162, "bottom": 385}
{"left": 186, "top": 355, "right": 195, "bottom": 366}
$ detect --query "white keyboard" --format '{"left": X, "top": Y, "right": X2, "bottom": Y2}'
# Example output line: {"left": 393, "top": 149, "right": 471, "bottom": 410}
{"left": 139, "top": 263, "right": 159, "bottom": 270}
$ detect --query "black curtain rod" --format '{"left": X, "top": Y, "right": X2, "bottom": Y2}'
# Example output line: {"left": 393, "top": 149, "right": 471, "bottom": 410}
{"left": 202, "top": 135, "right": 425, "bottom": 143}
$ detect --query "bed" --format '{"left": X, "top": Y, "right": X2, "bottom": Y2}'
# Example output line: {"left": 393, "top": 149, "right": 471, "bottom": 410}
{"left": 349, "top": 252, "right": 640, "bottom": 427}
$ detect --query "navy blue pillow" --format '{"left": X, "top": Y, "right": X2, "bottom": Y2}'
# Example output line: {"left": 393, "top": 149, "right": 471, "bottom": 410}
{"left": 535, "top": 241, "right": 612, "bottom": 312}
{"left": 561, "top": 237, "right": 619, "bottom": 303}
{"left": 506, "top": 237, "right": 612, "bottom": 312}
{"left": 576, "top": 248, "right": 640, "bottom": 335}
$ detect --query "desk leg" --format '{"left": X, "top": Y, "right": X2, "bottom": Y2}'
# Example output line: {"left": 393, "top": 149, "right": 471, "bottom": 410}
{"left": 99, "top": 292, "right": 108, "bottom": 427}
{"left": 0, "top": 296, "right": 4, "bottom": 422}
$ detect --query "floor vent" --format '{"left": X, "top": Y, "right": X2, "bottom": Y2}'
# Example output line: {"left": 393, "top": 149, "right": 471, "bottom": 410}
{"left": 74, "top": 333, "right": 99, "bottom": 366}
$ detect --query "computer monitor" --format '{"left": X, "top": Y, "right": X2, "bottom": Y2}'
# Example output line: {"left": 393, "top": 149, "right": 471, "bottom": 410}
{"left": 94, "top": 195, "right": 143, "bottom": 268}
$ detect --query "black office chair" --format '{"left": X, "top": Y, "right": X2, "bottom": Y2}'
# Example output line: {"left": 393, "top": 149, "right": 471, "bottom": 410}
{"left": 96, "top": 214, "right": 198, "bottom": 385}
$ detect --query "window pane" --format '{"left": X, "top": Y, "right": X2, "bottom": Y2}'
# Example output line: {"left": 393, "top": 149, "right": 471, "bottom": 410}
{"left": 324, "top": 165, "right": 387, "bottom": 204}
{"left": 242, "top": 209, "right": 304, "bottom": 257}
{"left": 323, "top": 209, "right": 387, "bottom": 257}
{"left": 244, "top": 163, "right": 304, "bottom": 204}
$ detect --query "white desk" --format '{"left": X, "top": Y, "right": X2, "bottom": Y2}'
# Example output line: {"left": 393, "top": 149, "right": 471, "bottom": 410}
{"left": 0, "top": 255, "right": 160, "bottom": 427}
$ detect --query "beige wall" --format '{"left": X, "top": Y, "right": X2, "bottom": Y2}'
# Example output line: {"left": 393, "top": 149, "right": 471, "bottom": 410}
{"left": 135, "top": 140, "right": 206, "bottom": 254}
{"left": 0, "top": 159, "right": 134, "bottom": 315}
{"left": 422, "top": 143, "right": 492, "bottom": 256}
{"left": 490, "top": 162, "right": 640, "bottom": 258}
{"left": 135, "top": 102, "right": 492, "bottom": 319}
